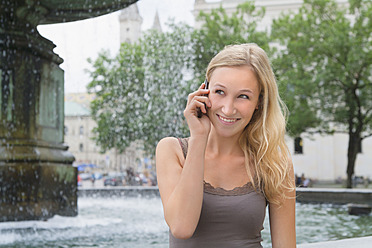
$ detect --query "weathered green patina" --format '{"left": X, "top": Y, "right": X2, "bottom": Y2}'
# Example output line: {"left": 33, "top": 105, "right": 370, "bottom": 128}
{"left": 0, "top": 0, "right": 138, "bottom": 222}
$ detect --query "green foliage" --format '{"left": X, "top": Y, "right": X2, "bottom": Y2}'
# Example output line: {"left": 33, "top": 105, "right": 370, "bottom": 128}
{"left": 271, "top": 0, "right": 371, "bottom": 187}
{"left": 192, "top": 1, "right": 270, "bottom": 81}
{"left": 87, "top": 1, "right": 272, "bottom": 156}
{"left": 271, "top": 0, "right": 372, "bottom": 138}
{"left": 87, "top": 23, "right": 194, "bottom": 156}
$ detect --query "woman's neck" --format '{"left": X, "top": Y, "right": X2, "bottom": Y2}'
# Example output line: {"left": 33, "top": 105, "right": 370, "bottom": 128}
{"left": 206, "top": 127, "right": 244, "bottom": 157}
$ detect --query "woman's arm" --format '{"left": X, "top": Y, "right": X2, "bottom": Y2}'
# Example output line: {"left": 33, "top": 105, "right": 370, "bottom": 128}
{"left": 156, "top": 83, "right": 211, "bottom": 239}
{"left": 268, "top": 163, "right": 296, "bottom": 248}
{"left": 156, "top": 136, "right": 207, "bottom": 239}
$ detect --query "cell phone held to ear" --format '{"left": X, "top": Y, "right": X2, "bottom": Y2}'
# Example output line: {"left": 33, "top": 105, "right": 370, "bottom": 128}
{"left": 197, "top": 79, "right": 209, "bottom": 118}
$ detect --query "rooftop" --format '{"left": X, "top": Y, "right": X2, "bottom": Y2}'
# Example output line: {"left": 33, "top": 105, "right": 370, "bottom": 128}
{"left": 65, "top": 101, "right": 90, "bottom": 116}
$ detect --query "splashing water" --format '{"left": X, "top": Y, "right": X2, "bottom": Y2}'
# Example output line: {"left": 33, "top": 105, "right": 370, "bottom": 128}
{"left": 0, "top": 197, "right": 371, "bottom": 247}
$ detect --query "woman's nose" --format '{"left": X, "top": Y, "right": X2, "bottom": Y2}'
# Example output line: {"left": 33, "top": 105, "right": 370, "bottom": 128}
{"left": 221, "top": 98, "right": 236, "bottom": 116}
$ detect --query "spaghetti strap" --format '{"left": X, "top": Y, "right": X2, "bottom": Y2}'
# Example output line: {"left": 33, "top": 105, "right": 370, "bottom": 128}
{"left": 177, "top": 137, "right": 189, "bottom": 159}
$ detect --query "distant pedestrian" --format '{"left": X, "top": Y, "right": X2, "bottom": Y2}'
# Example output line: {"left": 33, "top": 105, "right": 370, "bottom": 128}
{"left": 77, "top": 174, "right": 82, "bottom": 187}
{"left": 126, "top": 167, "right": 135, "bottom": 185}
{"left": 142, "top": 170, "right": 153, "bottom": 186}
{"left": 91, "top": 173, "right": 95, "bottom": 186}
{"left": 296, "top": 174, "right": 302, "bottom": 187}
{"left": 303, "top": 178, "right": 311, "bottom": 187}
{"left": 364, "top": 177, "right": 370, "bottom": 188}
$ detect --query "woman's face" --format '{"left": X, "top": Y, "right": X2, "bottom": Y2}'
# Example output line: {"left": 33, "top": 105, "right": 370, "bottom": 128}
{"left": 208, "top": 66, "right": 260, "bottom": 138}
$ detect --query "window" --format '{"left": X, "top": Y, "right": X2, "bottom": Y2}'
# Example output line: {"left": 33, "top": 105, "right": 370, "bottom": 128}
{"left": 79, "top": 143, "right": 84, "bottom": 152}
{"left": 294, "top": 137, "right": 303, "bottom": 154}
{"left": 79, "top": 126, "right": 84, "bottom": 135}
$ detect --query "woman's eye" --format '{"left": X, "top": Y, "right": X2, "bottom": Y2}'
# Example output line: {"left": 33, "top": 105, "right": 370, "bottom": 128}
{"left": 215, "top": 90, "right": 224, "bottom": 95}
{"left": 239, "top": 94, "right": 249, "bottom": 99}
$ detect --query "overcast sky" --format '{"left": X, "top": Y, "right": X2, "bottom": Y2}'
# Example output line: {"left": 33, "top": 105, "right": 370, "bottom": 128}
{"left": 37, "top": 0, "right": 196, "bottom": 93}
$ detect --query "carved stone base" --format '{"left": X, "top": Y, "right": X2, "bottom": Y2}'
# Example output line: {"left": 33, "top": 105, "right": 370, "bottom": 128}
{"left": 0, "top": 142, "right": 77, "bottom": 222}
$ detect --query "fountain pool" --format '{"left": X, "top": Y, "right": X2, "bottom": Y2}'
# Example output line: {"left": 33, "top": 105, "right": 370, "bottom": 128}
{"left": 0, "top": 196, "right": 371, "bottom": 247}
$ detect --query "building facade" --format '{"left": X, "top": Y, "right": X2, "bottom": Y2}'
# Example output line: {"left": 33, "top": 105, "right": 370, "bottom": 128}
{"left": 119, "top": 3, "right": 143, "bottom": 44}
{"left": 118, "top": 2, "right": 162, "bottom": 44}
{"left": 64, "top": 93, "right": 147, "bottom": 174}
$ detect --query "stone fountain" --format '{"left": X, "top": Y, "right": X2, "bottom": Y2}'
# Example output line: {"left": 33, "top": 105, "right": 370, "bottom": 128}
{"left": 0, "top": 0, "right": 138, "bottom": 222}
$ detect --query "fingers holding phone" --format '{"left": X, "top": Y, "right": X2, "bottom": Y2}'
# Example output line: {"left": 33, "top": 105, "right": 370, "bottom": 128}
{"left": 184, "top": 81, "right": 211, "bottom": 137}
{"left": 197, "top": 80, "right": 210, "bottom": 118}
{"left": 186, "top": 81, "right": 210, "bottom": 118}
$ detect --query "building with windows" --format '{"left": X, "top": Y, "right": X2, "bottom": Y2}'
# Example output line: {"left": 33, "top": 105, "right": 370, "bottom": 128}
{"left": 64, "top": 93, "right": 147, "bottom": 174}
{"left": 119, "top": 3, "right": 143, "bottom": 44}
{"left": 118, "top": 3, "right": 162, "bottom": 44}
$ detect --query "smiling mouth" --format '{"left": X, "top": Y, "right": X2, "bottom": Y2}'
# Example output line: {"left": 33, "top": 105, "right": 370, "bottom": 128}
{"left": 217, "top": 114, "right": 240, "bottom": 124}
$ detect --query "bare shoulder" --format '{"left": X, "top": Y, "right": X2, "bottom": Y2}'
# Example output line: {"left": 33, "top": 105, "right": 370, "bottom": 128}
{"left": 157, "top": 137, "right": 179, "bottom": 150}
{"left": 156, "top": 137, "right": 185, "bottom": 199}
{"left": 156, "top": 137, "right": 180, "bottom": 157}
{"left": 156, "top": 137, "right": 184, "bottom": 167}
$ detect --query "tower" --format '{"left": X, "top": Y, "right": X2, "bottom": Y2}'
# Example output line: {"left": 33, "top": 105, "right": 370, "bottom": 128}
{"left": 151, "top": 10, "right": 162, "bottom": 33}
{"left": 119, "top": 3, "right": 143, "bottom": 44}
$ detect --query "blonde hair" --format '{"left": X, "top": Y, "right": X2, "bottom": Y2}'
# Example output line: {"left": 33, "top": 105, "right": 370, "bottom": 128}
{"left": 206, "top": 43, "right": 295, "bottom": 205}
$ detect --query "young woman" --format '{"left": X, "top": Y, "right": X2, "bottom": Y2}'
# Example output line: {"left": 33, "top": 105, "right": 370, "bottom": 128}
{"left": 156, "top": 43, "right": 296, "bottom": 248}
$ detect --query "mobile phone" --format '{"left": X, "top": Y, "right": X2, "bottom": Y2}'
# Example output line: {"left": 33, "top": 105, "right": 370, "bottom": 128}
{"left": 197, "top": 79, "right": 209, "bottom": 118}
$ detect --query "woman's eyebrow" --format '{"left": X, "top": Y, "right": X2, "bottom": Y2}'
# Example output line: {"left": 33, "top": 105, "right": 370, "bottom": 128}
{"left": 213, "top": 83, "right": 226, "bottom": 88}
{"left": 214, "top": 83, "right": 255, "bottom": 95}
{"left": 240, "top": 89, "right": 254, "bottom": 94}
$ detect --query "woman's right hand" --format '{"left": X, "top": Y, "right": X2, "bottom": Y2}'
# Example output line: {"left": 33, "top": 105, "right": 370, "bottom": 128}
{"left": 184, "top": 82, "right": 211, "bottom": 138}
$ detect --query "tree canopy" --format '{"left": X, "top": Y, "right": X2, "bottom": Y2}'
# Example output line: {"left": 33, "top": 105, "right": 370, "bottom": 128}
{"left": 192, "top": 1, "right": 270, "bottom": 81}
{"left": 87, "top": 23, "right": 194, "bottom": 155}
{"left": 87, "top": 2, "right": 271, "bottom": 156}
{"left": 271, "top": 0, "right": 372, "bottom": 187}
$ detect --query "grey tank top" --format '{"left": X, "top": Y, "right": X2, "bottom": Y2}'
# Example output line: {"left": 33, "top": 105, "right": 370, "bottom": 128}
{"left": 169, "top": 138, "right": 267, "bottom": 248}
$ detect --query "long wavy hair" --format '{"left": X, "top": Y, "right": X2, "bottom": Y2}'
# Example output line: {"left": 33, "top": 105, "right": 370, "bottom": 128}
{"left": 206, "top": 43, "right": 295, "bottom": 205}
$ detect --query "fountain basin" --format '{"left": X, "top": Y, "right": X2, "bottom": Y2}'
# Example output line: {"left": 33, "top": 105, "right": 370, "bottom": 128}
{"left": 0, "top": 191, "right": 371, "bottom": 247}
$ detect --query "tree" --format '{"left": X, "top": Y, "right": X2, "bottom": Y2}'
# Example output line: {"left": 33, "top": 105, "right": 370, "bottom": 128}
{"left": 192, "top": 1, "right": 270, "bottom": 82}
{"left": 86, "top": 1, "right": 272, "bottom": 158}
{"left": 271, "top": 0, "right": 372, "bottom": 188}
{"left": 87, "top": 22, "right": 194, "bottom": 156}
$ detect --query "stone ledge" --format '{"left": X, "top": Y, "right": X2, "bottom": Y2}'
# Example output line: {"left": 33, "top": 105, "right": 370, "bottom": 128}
{"left": 78, "top": 186, "right": 160, "bottom": 198}
{"left": 78, "top": 187, "right": 372, "bottom": 206}
{"left": 298, "top": 236, "right": 372, "bottom": 248}
{"left": 296, "top": 188, "right": 372, "bottom": 205}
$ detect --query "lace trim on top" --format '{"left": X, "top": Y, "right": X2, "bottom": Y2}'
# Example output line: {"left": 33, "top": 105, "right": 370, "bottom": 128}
{"left": 203, "top": 181, "right": 257, "bottom": 196}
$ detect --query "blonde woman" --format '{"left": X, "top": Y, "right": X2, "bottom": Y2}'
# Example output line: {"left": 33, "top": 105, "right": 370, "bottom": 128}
{"left": 156, "top": 44, "right": 296, "bottom": 248}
